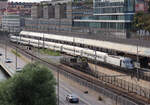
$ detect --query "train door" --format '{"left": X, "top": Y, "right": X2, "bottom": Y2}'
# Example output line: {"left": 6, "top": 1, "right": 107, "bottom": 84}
{"left": 120, "top": 60, "right": 122, "bottom": 67}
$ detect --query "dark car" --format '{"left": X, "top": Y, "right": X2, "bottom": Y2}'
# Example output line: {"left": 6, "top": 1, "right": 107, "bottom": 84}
{"left": 66, "top": 94, "right": 79, "bottom": 103}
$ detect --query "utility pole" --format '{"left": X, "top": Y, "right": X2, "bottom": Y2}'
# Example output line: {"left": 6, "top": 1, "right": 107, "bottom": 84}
{"left": 38, "top": 39, "right": 39, "bottom": 57}
{"left": 15, "top": 35, "right": 18, "bottom": 70}
{"left": 5, "top": 34, "right": 7, "bottom": 59}
{"left": 57, "top": 68, "right": 59, "bottom": 105}
{"left": 136, "top": 38, "right": 139, "bottom": 81}
{"left": 73, "top": 37, "right": 75, "bottom": 56}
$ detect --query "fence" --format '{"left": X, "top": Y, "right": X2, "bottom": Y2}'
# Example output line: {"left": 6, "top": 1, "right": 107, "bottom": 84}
{"left": 88, "top": 70, "right": 150, "bottom": 100}
{"left": 59, "top": 70, "right": 141, "bottom": 105}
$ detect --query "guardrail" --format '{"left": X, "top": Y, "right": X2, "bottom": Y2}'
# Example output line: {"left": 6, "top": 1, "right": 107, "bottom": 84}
{"left": 0, "top": 59, "right": 15, "bottom": 77}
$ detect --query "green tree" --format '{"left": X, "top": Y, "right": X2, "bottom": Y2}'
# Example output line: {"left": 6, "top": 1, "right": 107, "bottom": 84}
{"left": 132, "top": 12, "right": 144, "bottom": 31}
{"left": 132, "top": 12, "right": 150, "bottom": 32}
{"left": 148, "top": 1, "right": 150, "bottom": 13}
{"left": 0, "top": 62, "right": 56, "bottom": 105}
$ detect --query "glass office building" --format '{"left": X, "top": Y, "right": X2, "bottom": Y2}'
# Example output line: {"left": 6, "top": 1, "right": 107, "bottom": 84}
{"left": 74, "top": 0, "right": 135, "bottom": 31}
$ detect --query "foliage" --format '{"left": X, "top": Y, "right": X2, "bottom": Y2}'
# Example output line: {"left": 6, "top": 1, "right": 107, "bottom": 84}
{"left": 148, "top": 1, "right": 150, "bottom": 13}
{"left": 132, "top": 12, "right": 150, "bottom": 32}
{"left": 40, "top": 49, "right": 60, "bottom": 56}
{"left": 0, "top": 62, "right": 57, "bottom": 105}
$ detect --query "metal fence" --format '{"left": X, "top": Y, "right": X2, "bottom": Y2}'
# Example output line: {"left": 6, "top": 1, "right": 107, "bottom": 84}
{"left": 59, "top": 70, "right": 141, "bottom": 105}
{"left": 88, "top": 70, "right": 150, "bottom": 100}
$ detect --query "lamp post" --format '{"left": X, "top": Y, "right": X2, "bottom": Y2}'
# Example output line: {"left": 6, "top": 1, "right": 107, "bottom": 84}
{"left": 15, "top": 35, "right": 18, "bottom": 70}
{"left": 94, "top": 48, "right": 97, "bottom": 88}
{"left": 38, "top": 38, "right": 40, "bottom": 57}
{"left": 136, "top": 41, "right": 139, "bottom": 81}
{"left": 136, "top": 30, "right": 142, "bottom": 81}
{"left": 57, "top": 68, "right": 59, "bottom": 105}
{"left": 5, "top": 37, "right": 7, "bottom": 59}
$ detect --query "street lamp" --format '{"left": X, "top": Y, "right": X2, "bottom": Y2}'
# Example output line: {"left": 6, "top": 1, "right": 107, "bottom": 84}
{"left": 57, "top": 68, "right": 59, "bottom": 105}
{"left": 5, "top": 35, "right": 7, "bottom": 60}
{"left": 15, "top": 35, "right": 18, "bottom": 70}
{"left": 136, "top": 41, "right": 139, "bottom": 81}
{"left": 38, "top": 38, "right": 40, "bottom": 57}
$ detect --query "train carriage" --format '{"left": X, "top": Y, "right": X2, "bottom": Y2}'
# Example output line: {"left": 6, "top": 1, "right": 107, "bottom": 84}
{"left": 10, "top": 34, "right": 134, "bottom": 70}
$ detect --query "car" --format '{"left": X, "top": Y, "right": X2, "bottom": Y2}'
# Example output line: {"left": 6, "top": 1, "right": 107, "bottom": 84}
{"left": 16, "top": 67, "right": 22, "bottom": 72}
{"left": 66, "top": 94, "right": 79, "bottom": 103}
{"left": 0, "top": 53, "right": 2, "bottom": 56}
{"left": 5, "top": 58, "right": 12, "bottom": 63}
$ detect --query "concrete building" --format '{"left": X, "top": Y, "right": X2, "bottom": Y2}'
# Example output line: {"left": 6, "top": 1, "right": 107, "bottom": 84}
{"left": 55, "top": 4, "right": 66, "bottom": 19}
{"left": 31, "top": 4, "right": 43, "bottom": 18}
{"left": 43, "top": 4, "right": 55, "bottom": 18}
{"left": 25, "top": 0, "right": 91, "bottom": 33}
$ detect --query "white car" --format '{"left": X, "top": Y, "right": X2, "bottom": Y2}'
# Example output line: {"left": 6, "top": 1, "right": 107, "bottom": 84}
{"left": 16, "top": 67, "right": 22, "bottom": 72}
{"left": 5, "top": 58, "right": 12, "bottom": 63}
{"left": 66, "top": 94, "right": 79, "bottom": 103}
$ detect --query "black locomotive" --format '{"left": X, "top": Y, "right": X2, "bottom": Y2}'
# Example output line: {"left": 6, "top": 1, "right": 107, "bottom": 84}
{"left": 60, "top": 56, "right": 92, "bottom": 73}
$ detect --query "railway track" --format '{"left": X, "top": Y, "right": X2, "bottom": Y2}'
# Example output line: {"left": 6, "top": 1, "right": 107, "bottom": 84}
{"left": 9, "top": 42, "right": 149, "bottom": 105}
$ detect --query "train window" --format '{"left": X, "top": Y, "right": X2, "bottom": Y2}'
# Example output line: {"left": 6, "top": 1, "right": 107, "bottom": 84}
{"left": 70, "top": 58, "right": 77, "bottom": 63}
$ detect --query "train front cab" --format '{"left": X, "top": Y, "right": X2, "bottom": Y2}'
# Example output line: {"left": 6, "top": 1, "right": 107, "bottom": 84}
{"left": 121, "top": 58, "right": 134, "bottom": 70}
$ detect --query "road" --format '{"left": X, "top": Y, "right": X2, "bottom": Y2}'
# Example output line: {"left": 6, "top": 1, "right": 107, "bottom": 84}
{"left": 0, "top": 69, "right": 7, "bottom": 81}
{"left": 0, "top": 45, "right": 27, "bottom": 74}
{"left": 58, "top": 82, "right": 87, "bottom": 105}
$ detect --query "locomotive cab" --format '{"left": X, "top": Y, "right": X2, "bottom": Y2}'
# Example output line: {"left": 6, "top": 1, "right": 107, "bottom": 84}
{"left": 121, "top": 58, "right": 134, "bottom": 70}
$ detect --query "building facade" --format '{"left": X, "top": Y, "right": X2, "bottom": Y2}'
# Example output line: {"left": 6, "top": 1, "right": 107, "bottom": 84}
{"left": 31, "top": 4, "right": 43, "bottom": 18}
{"left": 25, "top": 1, "right": 73, "bottom": 32}
{"left": 24, "top": 0, "right": 149, "bottom": 39}
{"left": 43, "top": 4, "right": 55, "bottom": 19}
{"left": 1, "top": 2, "right": 34, "bottom": 33}
{"left": 73, "top": 0, "right": 135, "bottom": 38}
{"left": 7, "top": 2, "right": 33, "bottom": 17}
{"left": 2, "top": 13, "right": 21, "bottom": 33}
{"left": 0, "top": 1, "right": 7, "bottom": 29}
{"left": 25, "top": 0, "right": 92, "bottom": 33}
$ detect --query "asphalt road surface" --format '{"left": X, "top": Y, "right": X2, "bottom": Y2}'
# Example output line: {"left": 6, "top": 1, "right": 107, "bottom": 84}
{"left": 0, "top": 45, "right": 26, "bottom": 74}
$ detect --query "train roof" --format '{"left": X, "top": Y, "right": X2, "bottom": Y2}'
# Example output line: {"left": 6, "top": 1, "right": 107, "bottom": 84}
{"left": 19, "top": 31, "right": 150, "bottom": 57}
{"left": 108, "top": 55, "right": 132, "bottom": 60}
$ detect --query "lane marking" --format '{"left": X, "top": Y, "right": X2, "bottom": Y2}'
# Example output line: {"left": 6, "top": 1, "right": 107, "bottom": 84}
{"left": 59, "top": 80, "right": 91, "bottom": 105}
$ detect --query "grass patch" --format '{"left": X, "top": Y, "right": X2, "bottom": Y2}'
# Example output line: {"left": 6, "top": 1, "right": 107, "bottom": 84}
{"left": 40, "top": 49, "right": 60, "bottom": 56}
{"left": 11, "top": 49, "right": 21, "bottom": 57}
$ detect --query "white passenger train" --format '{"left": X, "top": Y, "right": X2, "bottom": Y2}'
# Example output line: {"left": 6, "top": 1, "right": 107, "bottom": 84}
{"left": 10, "top": 35, "right": 134, "bottom": 70}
